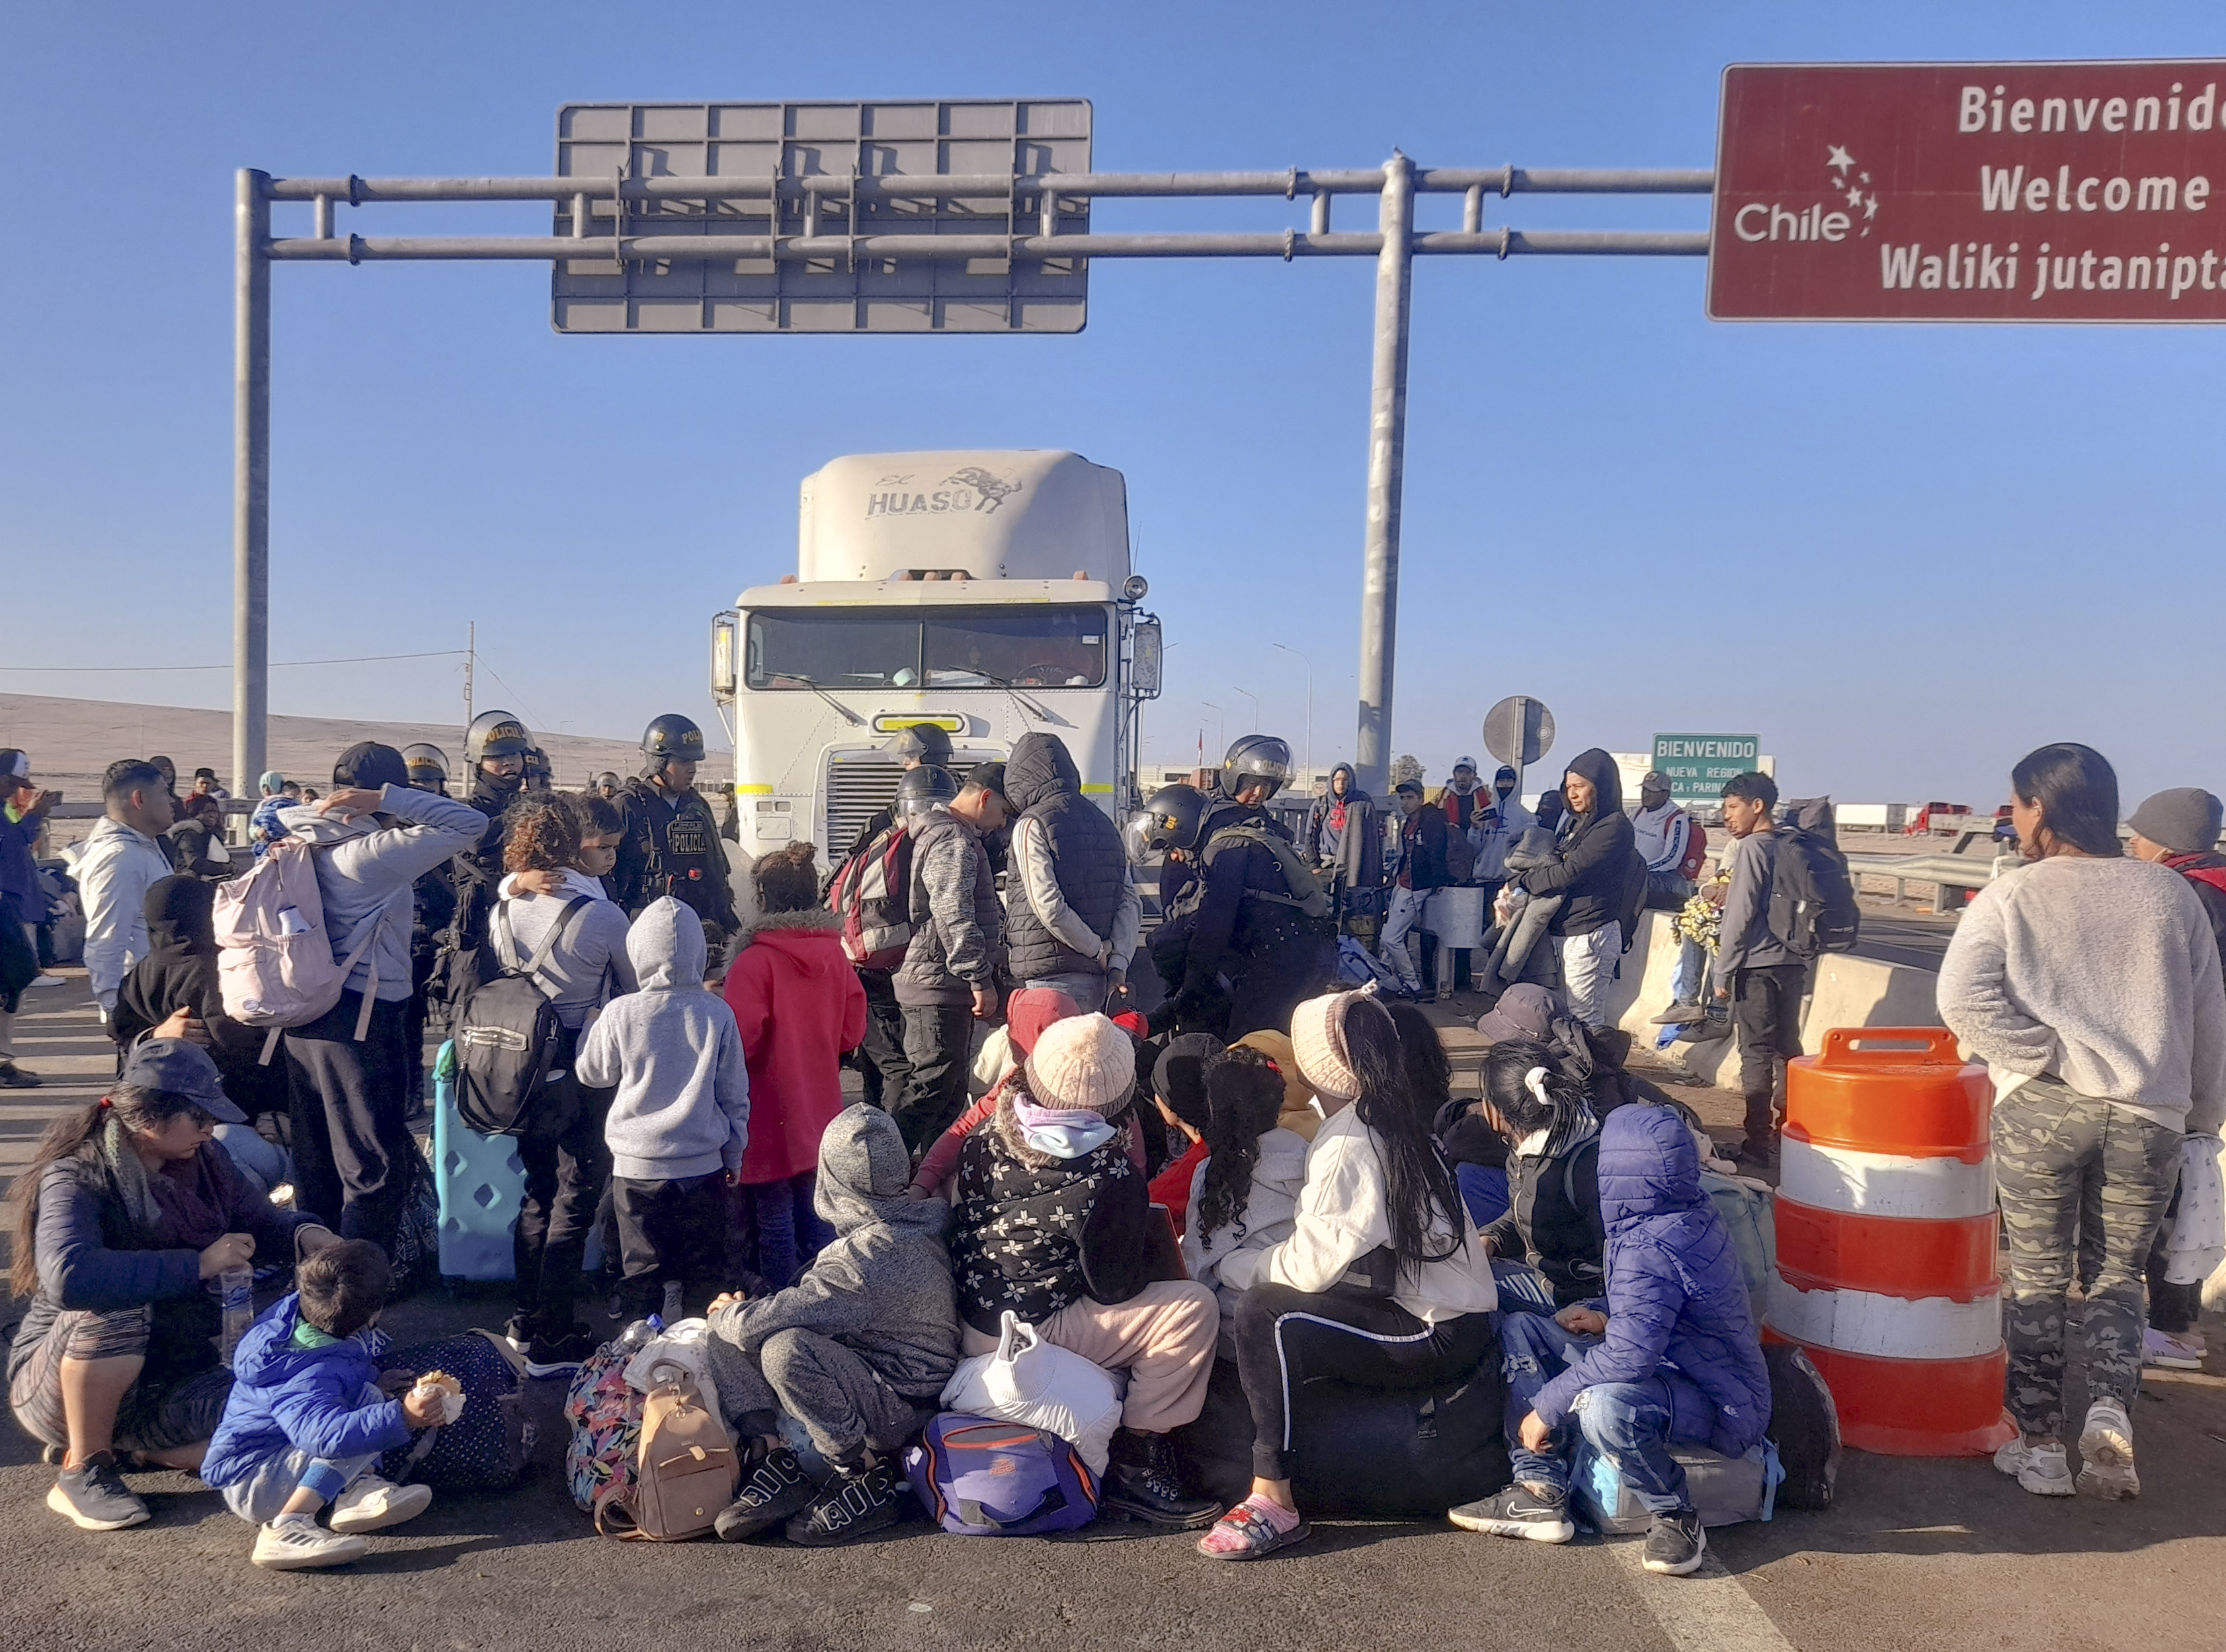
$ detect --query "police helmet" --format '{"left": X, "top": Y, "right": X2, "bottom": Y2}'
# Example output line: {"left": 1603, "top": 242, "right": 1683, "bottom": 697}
{"left": 594, "top": 771, "right": 621, "bottom": 794}
{"left": 1139, "top": 784, "right": 1210, "bottom": 854}
{"left": 464, "top": 711, "right": 531, "bottom": 764}
{"left": 401, "top": 743, "right": 449, "bottom": 785}
{"left": 884, "top": 723, "right": 954, "bottom": 766}
{"left": 893, "top": 764, "right": 960, "bottom": 821}
{"left": 1220, "top": 734, "right": 1294, "bottom": 802}
{"left": 642, "top": 714, "right": 706, "bottom": 766}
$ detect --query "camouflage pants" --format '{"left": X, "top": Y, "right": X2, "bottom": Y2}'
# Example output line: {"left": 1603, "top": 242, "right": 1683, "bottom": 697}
{"left": 1993, "top": 1077, "right": 2180, "bottom": 1437}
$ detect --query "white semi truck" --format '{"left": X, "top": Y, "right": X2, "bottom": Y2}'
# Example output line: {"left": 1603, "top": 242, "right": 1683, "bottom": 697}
{"left": 710, "top": 449, "right": 1163, "bottom": 865}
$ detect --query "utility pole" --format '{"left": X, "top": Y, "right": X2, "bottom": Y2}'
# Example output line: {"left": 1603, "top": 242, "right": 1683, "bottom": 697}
{"left": 1354, "top": 151, "right": 1415, "bottom": 798}
{"left": 231, "top": 169, "right": 271, "bottom": 797}
{"left": 462, "top": 620, "right": 475, "bottom": 745}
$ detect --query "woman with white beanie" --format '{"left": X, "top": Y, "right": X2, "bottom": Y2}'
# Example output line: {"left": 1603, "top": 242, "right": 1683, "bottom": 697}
{"left": 947, "top": 1012, "right": 1223, "bottom": 1531}
{"left": 1196, "top": 987, "right": 1497, "bottom": 1561}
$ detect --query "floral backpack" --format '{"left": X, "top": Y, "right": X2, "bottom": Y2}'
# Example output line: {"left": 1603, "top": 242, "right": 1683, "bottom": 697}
{"left": 563, "top": 1337, "right": 645, "bottom": 1513}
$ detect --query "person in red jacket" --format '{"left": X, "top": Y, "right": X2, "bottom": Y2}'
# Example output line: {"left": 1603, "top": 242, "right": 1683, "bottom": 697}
{"left": 722, "top": 844, "right": 868, "bottom": 1290}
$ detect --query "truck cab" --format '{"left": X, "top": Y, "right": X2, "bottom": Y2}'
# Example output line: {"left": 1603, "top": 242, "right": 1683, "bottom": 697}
{"left": 712, "top": 450, "right": 1163, "bottom": 863}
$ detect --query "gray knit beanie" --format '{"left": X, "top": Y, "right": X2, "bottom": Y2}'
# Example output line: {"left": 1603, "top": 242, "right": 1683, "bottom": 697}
{"left": 2126, "top": 788, "right": 2223, "bottom": 855}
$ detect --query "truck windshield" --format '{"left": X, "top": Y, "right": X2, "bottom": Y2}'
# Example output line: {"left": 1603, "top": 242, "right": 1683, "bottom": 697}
{"left": 745, "top": 606, "right": 1106, "bottom": 691}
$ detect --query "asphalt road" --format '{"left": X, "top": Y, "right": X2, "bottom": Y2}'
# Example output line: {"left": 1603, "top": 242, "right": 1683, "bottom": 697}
{"left": 4, "top": 973, "right": 2222, "bottom": 1652}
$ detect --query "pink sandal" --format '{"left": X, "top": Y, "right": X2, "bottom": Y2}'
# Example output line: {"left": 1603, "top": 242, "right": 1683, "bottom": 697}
{"left": 1196, "top": 1493, "right": 1311, "bottom": 1561}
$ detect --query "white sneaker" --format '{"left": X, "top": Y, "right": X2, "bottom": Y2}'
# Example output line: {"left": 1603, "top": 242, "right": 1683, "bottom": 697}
{"left": 2077, "top": 1399, "right": 2139, "bottom": 1501}
{"left": 2143, "top": 1327, "right": 2207, "bottom": 1370}
{"left": 251, "top": 1513, "right": 369, "bottom": 1570}
{"left": 328, "top": 1475, "right": 433, "bottom": 1534}
{"left": 25, "top": 974, "right": 63, "bottom": 989}
{"left": 1993, "top": 1435, "right": 2075, "bottom": 1496}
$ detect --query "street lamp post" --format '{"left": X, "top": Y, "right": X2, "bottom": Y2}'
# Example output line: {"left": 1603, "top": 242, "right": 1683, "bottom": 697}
{"left": 1273, "top": 642, "right": 1313, "bottom": 789}
{"left": 1232, "top": 686, "right": 1259, "bottom": 735}
{"left": 1203, "top": 702, "right": 1225, "bottom": 763}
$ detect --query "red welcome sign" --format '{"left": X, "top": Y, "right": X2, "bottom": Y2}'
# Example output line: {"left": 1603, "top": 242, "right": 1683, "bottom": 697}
{"left": 1709, "top": 61, "right": 2226, "bottom": 321}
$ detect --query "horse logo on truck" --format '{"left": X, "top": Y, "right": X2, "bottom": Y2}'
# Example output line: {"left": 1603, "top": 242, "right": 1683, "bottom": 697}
{"left": 863, "top": 468, "right": 1023, "bottom": 518}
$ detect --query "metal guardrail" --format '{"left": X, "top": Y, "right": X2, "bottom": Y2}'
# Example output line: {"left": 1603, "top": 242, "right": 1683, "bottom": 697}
{"left": 1847, "top": 851, "right": 2005, "bottom": 909}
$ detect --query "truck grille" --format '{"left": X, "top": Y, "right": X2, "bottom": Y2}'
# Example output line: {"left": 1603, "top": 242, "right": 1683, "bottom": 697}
{"left": 825, "top": 758, "right": 906, "bottom": 853}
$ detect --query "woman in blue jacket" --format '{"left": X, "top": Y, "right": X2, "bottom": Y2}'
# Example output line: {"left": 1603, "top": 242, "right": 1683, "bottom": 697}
{"left": 1448, "top": 1100, "right": 1770, "bottom": 1577}
{"left": 7, "top": 1040, "right": 339, "bottom": 1533}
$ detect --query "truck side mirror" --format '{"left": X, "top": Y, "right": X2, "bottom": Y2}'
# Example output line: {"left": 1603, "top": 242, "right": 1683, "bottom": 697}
{"left": 1132, "top": 618, "right": 1163, "bottom": 699}
{"left": 710, "top": 610, "right": 739, "bottom": 705}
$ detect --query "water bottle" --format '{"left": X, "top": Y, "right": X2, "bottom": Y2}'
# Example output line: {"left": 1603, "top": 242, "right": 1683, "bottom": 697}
{"left": 216, "top": 1267, "right": 255, "bottom": 1366}
{"left": 612, "top": 1316, "right": 662, "bottom": 1355}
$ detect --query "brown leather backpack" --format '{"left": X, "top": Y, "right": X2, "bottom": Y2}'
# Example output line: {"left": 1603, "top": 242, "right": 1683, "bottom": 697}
{"left": 591, "top": 1372, "right": 739, "bottom": 1542}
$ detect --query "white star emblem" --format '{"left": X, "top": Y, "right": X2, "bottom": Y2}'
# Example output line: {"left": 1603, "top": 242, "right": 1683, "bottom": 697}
{"left": 1863, "top": 196, "right": 1879, "bottom": 220}
{"left": 1845, "top": 186, "right": 1864, "bottom": 208}
{"left": 1826, "top": 145, "right": 1855, "bottom": 172}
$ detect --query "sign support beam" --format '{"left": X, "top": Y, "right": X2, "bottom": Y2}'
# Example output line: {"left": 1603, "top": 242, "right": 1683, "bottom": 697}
{"left": 1355, "top": 153, "right": 1415, "bottom": 798}
{"left": 233, "top": 168, "right": 272, "bottom": 797}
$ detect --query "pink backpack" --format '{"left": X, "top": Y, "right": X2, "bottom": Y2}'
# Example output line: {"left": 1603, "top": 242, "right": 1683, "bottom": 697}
{"left": 214, "top": 832, "right": 389, "bottom": 1059}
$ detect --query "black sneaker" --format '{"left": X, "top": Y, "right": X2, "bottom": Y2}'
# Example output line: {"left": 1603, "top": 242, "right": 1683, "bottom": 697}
{"left": 1446, "top": 1483, "right": 1575, "bottom": 1544}
{"left": 502, "top": 1312, "right": 543, "bottom": 1354}
{"left": 521, "top": 1326, "right": 601, "bottom": 1377}
{"left": 1731, "top": 1138, "right": 1776, "bottom": 1171}
{"left": 784, "top": 1462, "right": 907, "bottom": 1547}
{"left": 1642, "top": 1507, "right": 1708, "bottom": 1575}
{"left": 716, "top": 1446, "right": 820, "bottom": 1542}
{"left": 0, "top": 1060, "right": 44, "bottom": 1090}
{"left": 1100, "top": 1429, "right": 1222, "bottom": 1531}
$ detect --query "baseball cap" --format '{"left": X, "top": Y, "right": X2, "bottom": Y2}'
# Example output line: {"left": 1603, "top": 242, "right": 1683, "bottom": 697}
{"left": 119, "top": 1038, "right": 247, "bottom": 1123}
{"left": 259, "top": 770, "right": 286, "bottom": 792}
{"left": 1475, "top": 983, "right": 1563, "bottom": 1045}
{"left": 0, "top": 749, "right": 30, "bottom": 790}
{"left": 1454, "top": 755, "right": 1478, "bottom": 771}
{"left": 1641, "top": 769, "right": 1671, "bottom": 789}
{"left": 1395, "top": 779, "right": 1424, "bottom": 798}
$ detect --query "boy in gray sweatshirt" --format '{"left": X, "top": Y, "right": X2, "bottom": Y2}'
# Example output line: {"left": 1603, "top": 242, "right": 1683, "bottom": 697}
{"left": 578, "top": 898, "right": 750, "bottom": 1319}
{"left": 703, "top": 1104, "right": 960, "bottom": 1546}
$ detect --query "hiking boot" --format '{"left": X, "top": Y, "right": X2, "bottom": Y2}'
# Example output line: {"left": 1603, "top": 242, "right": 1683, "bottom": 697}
{"left": 1641, "top": 1508, "right": 1707, "bottom": 1575}
{"left": 251, "top": 1513, "right": 369, "bottom": 1570}
{"left": 661, "top": 1280, "right": 686, "bottom": 1323}
{"left": 2077, "top": 1399, "right": 2139, "bottom": 1501}
{"left": 522, "top": 1325, "right": 601, "bottom": 1378}
{"left": 1993, "top": 1434, "right": 2075, "bottom": 1496}
{"left": 46, "top": 1452, "right": 149, "bottom": 1531}
{"left": 716, "top": 1446, "right": 819, "bottom": 1542}
{"left": 0, "top": 1059, "right": 44, "bottom": 1089}
{"left": 1651, "top": 1002, "right": 1704, "bottom": 1026}
{"left": 1101, "top": 1428, "right": 1222, "bottom": 1531}
{"left": 2143, "top": 1327, "right": 2207, "bottom": 1371}
{"left": 1446, "top": 1483, "right": 1575, "bottom": 1544}
{"left": 329, "top": 1475, "right": 433, "bottom": 1534}
{"left": 1731, "top": 1137, "right": 1776, "bottom": 1171}
{"left": 784, "top": 1461, "right": 907, "bottom": 1548}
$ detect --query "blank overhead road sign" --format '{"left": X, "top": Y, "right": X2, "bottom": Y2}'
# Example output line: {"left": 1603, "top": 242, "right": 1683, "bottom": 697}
{"left": 550, "top": 101, "right": 1094, "bottom": 334}
{"left": 229, "top": 102, "right": 1713, "bottom": 794}
{"left": 1710, "top": 60, "right": 2226, "bottom": 321}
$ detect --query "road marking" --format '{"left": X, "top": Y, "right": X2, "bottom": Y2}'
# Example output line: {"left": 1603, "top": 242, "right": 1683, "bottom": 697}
{"left": 1608, "top": 1534, "right": 1796, "bottom": 1652}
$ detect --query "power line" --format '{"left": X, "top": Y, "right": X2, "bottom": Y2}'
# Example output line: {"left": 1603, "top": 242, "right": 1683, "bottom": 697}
{"left": 0, "top": 649, "right": 468, "bottom": 673}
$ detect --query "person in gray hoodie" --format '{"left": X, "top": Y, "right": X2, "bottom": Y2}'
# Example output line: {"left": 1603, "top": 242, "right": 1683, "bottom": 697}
{"left": 281, "top": 743, "right": 487, "bottom": 1256}
{"left": 577, "top": 897, "right": 749, "bottom": 1319}
{"left": 702, "top": 1103, "right": 958, "bottom": 1546}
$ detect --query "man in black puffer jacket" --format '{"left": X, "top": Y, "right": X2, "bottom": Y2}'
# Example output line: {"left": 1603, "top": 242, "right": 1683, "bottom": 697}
{"left": 1003, "top": 733, "right": 1140, "bottom": 1014}
{"left": 1516, "top": 748, "right": 1636, "bottom": 1030}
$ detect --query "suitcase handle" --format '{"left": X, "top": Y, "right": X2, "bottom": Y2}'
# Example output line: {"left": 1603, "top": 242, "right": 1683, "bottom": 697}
{"left": 1814, "top": 1027, "right": 1962, "bottom": 1068}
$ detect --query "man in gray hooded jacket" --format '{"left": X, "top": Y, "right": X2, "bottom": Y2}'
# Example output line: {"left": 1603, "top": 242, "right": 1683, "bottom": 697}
{"left": 702, "top": 1104, "right": 959, "bottom": 1546}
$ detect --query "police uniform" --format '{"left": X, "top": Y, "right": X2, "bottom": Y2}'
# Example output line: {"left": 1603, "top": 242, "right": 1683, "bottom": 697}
{"left": 614, "top": 778, "right": 737, "bottom": 931}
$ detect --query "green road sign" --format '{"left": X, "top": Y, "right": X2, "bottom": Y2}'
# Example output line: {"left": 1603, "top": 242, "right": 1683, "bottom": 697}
{"left": 1652, "top": 733, "right": 1758, "bottom": 804}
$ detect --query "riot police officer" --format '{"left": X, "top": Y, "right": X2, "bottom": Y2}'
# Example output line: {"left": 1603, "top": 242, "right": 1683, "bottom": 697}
{"left": 402, "top": 743, "right": 450, "bottom": 796}
{"left": 1142, "top": 735, "right": 1334, "bottom": 1040}
{"left": 833, "top": 723, "right": 956, "bottom": 878}
{"left": 612, "top": 714, "right": 738, "bottom": 936}
{"left": 429, "top": 712, "right": 536, "bottom": 1030}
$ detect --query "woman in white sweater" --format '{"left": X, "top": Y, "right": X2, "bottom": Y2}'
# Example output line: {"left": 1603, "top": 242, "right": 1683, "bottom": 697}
{"left": 1939, "top": 743, "right": 2226, "bottom": 1503}
{"left": 1194, "top": 989, "right": 1495, "bottom": 1561}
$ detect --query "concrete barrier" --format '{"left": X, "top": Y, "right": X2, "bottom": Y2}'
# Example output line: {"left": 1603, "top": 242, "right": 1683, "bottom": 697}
{"left": 1600, "top": 913, "right": 1942, "bottom": 1089}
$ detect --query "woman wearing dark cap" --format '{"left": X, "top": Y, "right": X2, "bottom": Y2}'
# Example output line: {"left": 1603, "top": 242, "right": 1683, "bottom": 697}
{"left": 110, "top": 875, "right": 290, "bottom": 1123}
{"left": 9, "top": 1040, "right": 339, "bottom": 1531}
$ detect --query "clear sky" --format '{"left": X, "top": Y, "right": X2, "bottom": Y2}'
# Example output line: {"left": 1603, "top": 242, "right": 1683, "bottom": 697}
{"left": 5, "top": 1, "right": 2222, "bottom": 806}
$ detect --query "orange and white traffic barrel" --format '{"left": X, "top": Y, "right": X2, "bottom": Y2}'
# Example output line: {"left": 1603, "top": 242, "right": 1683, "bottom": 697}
{"left": 1764, "top": 1027, "right": 2016, "bottom": 1457}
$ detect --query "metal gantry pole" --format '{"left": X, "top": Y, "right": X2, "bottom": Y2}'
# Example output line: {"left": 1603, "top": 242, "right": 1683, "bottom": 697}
{"left": 1353, "top": 152, "right": 1415, "bottom": 798}
{"left": 232, "top": 170, "right": 272, "bottom": 796}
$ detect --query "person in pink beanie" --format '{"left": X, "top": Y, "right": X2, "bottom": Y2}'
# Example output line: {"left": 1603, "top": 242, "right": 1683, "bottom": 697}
{"left": 947, "top": 1012, "right": 1223, "bottom": 1532}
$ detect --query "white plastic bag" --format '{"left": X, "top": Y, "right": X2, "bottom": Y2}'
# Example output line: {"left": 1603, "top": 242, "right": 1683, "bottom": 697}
{"left": 624, "top": 1317, "right": 723, "bottom": 1425}
{"left": 2164, "top": 1133, "right": 2224, "bottom": 1286}
{"left": 940, "top": 1310, "right": 1124, "bottom": 1475}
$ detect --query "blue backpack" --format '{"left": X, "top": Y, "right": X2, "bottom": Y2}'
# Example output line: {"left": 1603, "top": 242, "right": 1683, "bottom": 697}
{"left": 903, "top": 1415, "right": 1098, "bottom": 1537}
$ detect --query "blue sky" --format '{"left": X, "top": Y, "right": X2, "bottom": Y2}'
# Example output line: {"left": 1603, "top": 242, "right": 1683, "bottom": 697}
{"left": 5, "top": 1, "right": 2221, "bottom": 805}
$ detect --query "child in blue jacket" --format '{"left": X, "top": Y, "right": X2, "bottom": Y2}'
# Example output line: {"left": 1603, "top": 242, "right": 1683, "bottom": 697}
{"left": 202, "top": 1241, "right": 446, "bottom": 1570}
{"left": 1448, "top": 1102, "right": 1771, "bottom": 1577}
